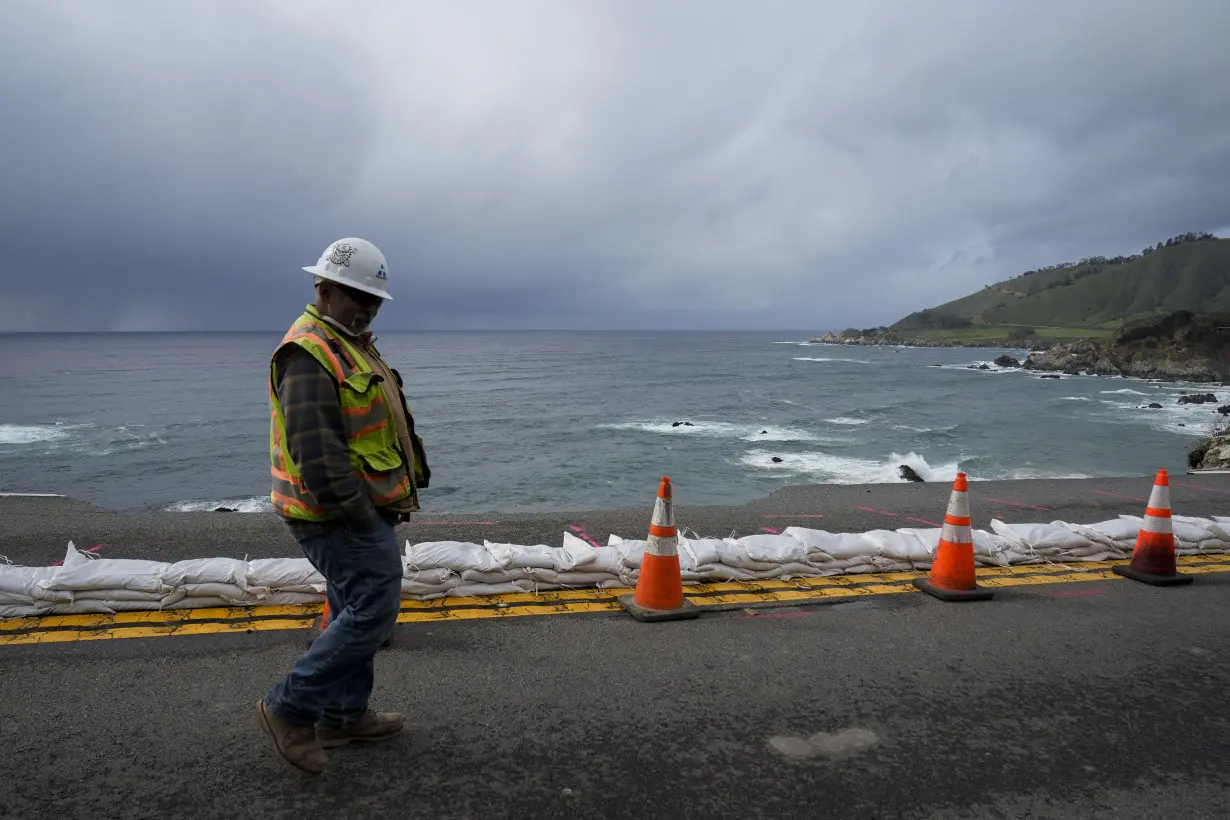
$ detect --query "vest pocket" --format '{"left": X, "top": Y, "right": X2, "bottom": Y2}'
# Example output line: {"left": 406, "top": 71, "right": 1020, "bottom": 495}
{"left": 341, "top": 371, "right": 381, "bottom": 394}
{"left": 351, "top": 445, "right": 404, "bottom": 474}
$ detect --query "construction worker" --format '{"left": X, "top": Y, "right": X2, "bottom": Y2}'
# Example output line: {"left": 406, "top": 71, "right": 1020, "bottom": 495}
{"left": 257, "top": 237, "right": 429, "bottom": 776}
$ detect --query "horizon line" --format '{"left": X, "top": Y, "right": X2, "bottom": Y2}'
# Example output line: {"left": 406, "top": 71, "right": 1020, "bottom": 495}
{"left": 0, "top": 328, "right": 834, "bottom": 335}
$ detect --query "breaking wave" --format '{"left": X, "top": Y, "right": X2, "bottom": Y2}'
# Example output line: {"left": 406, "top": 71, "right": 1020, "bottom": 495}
{"left": 793, "top": 356, "right": 875, "bottom": 364}
{"left": 741, "top": 449, "right": 961, "bottom": 483}
{"left": 599, "top": 420, "right": 825, "bottom": 442}
{"left": 165, "top": 497, "right": 272, "bottom": 513}
{"left": 0, "top": 424, "right": 73, "bottom": 445}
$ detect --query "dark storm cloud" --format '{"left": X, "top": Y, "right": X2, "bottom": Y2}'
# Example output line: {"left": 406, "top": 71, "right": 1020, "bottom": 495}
{"left": 1, "top": 0, "right": 1228, "bottom": 332}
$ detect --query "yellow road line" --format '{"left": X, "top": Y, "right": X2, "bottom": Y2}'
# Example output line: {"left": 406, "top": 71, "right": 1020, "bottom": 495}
{"left": 2, "top": 616, "right": 318, "bottom": 645}
{"left": 0, "top": 604, "right": 323, "bottom": 633}
{"left": 2, "top": 555, "right": 1226, "bottom": 646}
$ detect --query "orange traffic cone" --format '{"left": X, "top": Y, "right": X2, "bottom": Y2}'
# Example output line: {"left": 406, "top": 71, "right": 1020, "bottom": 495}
{"left": 1112, "top": 469, "right": 1192, "bottom": 586}
{"left": 912, "top": 472, "right": 993, "bottom": 601}
{"left": 619, "top": 477, "right": 700, "bottom": 622}
{"left": 319, "top": 598, "right": 332, "bottom": 631}
{"left": 306, "top": 598, "right": 332, "bottom": 648}
{"left": 311, "top": 593, "right": 394, "bottom": 647}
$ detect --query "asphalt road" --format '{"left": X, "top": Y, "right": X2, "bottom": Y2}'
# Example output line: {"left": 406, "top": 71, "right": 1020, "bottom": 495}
{"left": 0, "top": 564, "right": 1227, "bottom": 819}
{"left": 5, "top": 474, "right": 1230, "bottom": 566}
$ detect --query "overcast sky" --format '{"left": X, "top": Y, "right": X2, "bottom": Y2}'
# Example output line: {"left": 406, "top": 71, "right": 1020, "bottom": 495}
{"left": 1, "top": 1, "right": 1228, "bottom": 332}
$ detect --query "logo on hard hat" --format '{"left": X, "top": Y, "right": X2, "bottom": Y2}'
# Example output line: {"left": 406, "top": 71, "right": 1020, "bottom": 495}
{"left": 326, "top": 243, "right": 359, "bottom": 267}
{"left": 375, "top": 264, "right": 387, "bottom": 280}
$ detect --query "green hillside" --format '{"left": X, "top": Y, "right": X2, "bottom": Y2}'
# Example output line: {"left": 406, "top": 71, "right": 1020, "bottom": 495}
{"left": 893, "top": 233, "right": 1230, "bottom": 335}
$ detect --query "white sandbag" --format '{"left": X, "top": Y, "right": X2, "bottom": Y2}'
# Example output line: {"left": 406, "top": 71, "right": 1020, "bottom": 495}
{"left": 0, "top": 603, "right": 41, "bottom": 618}
{"left": 702, "top": 565, "right": 765, "bottom": 581}
{"left": 864, "top": 529, "right": 932, "bottom": 562}
{"left": 751, "top": 561, "right": 822, "bottom": 579}
{"left": 1056, "top": 522, "right": 1129, "bottom": 551}
{"left": 584, "top": 546, "right": 627, "bottom": 575}
{"left": 899, "top": 528, "right": 1020, "bottom": 567}
{"left": 678, "top": 536, "right": 723, "bottom": 568}
{"left": 1188, "top": 517, "right": 1230, "bottom": 543}
{"left": 716, "top": 541, "right": 779, "bottom": 571}
{"left": 990, "top": 520, "right": 1095, "bottom": 552}
{"left": 159, "top": 558, "right": 251, "bottom": 591}
{"left": 102, "top": 599, "right": 176, "bottom": 612}
{"left": 403, "top": 565, "right": 455, "bottom": 585}
{"left": 611, "top": 536, "right": 647, "bottom": 568}
{"left": 39, "top": 541, "right": 170, "bottom": 594}
{"left": 402, "top": 592, "right": 448, "bottom": 602}
{"left": 36, "top": 600, "right": 119, "bottom": 615}
{"left": 839, "top": 562, "right": 879, "bottom": 574}
{"left": 484, "top": 539, "right": 596, "bottom": 572}
{"left": 562, "top": 531, "right": 602, "bottom": 561}
{"left": 262, "top": 591, "right": 325, "bottom": 606}
{"left": 460, "top": 569, "right": 534, "bottom": 584}
{"left": 407, "top": 541, "right": 505, "bottom": 573}
{"left": 1175, "top": 539, "right": 1230, "bottom": 556}
{"left": 1170, "top": 517, "right": 1218, "bottom": 546}
{"left": 247, "top": 558, "right": 324, "bottom": 591}
{"left": 447, "top": 582, "right": 525, "bottom": 598}
{"left": 1106, "top": 516, "right": 1146, "bottom": 540}
{"left": 720, "top": 562, "right": 828, "bottom": 580}
{"left": 549, "top": 571, "right": 622, "bottom": 587}
{"left": 176, "top": 582, "right": 260, "bottom": 602}
{"left": 512, "top": 579, "right": 562, "bottom": 593}
{"left": 783, "top": 528, "right": 881, "bottom": 561}
{"left": 729, "top": 534, "right": 810, "bottom": 565}
{"left": 402, "top": 578, "right": 462, "bottom": 595}
{"left": 73, "top": 589, "right": 166, "bottom": 603}
{"left": 163, "top": 596, "right": 236, "bottom": 610}
{"left": 680, "top": 566, "right": 722, "bottom": 582}
{"left": 0, "top": 565, "right": 61, "bottom": 605}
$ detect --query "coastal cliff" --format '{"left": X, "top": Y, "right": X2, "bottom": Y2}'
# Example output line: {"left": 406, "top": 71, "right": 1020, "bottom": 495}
{"left": 1021, "top": 312, "right": 1230, "bottom": 382}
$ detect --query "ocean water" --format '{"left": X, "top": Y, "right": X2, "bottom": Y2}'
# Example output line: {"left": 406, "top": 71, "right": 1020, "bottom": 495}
{"left": 0, "top": 332, "right": 1223, "bottom": 514}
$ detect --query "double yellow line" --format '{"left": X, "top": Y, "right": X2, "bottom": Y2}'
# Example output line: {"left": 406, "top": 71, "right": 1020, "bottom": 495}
{"left": 3, "top": 554, "right": 1228, "bottom": 646}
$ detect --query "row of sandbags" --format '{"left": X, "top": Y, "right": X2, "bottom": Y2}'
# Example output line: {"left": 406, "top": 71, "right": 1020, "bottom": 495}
{"left": 3, "top": 515, "right": 1228, "bottom": 618}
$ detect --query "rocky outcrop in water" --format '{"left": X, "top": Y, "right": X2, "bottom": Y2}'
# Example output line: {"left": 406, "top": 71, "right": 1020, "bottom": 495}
{"left": 811, "top": 330, "right": 1019, "bottom": 349}
{"left": 898, "top": 465, "right": 925, "bottom": 482}
{"left": 1024, "top": 312, "right": 1230, "bottom": 383}
{"left": 994, "top": 354, "right": 1021, "bottom": 368}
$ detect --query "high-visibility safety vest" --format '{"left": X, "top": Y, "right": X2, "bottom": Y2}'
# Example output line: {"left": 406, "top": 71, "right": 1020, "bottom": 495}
{"left": 268, "top": 305, "right": 426, "bottom": 522}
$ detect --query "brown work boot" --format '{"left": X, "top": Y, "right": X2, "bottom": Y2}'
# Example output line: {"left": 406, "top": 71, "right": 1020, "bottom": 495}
{"left": 316, "top": 711, "right": 405, "bottom": 748}
{"left": 257, "top": 700, "right": 328, "bottom": 776}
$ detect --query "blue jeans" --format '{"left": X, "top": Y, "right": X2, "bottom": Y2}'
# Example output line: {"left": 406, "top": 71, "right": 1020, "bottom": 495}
{"left": 265, "top": 517, "right": 403, "bottom": 728}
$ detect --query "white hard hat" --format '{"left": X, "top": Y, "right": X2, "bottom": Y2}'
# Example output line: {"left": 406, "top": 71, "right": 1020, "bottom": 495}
{"left": 302, "top": 237, "right": 394, "bottom": 301}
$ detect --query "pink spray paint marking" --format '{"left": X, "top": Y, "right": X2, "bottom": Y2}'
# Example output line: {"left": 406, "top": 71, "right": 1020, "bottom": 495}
{"left": 1090, "top": 489, "right": 1148, "bottom": 503}
{"left": 420, "top": 521, "right": 497, "bottom": 526}
{"left": 858, "top": 505, "right": 940, "bottom": 527}
{"left": 760, "top": 526, "right": 783, "bottom": 534}
{"left": 742, "top": 610, "right": 812, "bottom": 619}
{"left": 1045, "top": 589, "right": 1107, "bottom": 598}
{"left": 985, "top": 498, "right": 1051, "bottom": 512}
{"left": 50, "top": 544, "right": 105, "bottom": 567}
{"left": 568, "top": 525, "right": 603, "bottom": 549}
{"left": 1175, "top": 482, "right": 1230, "bottom": 496}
